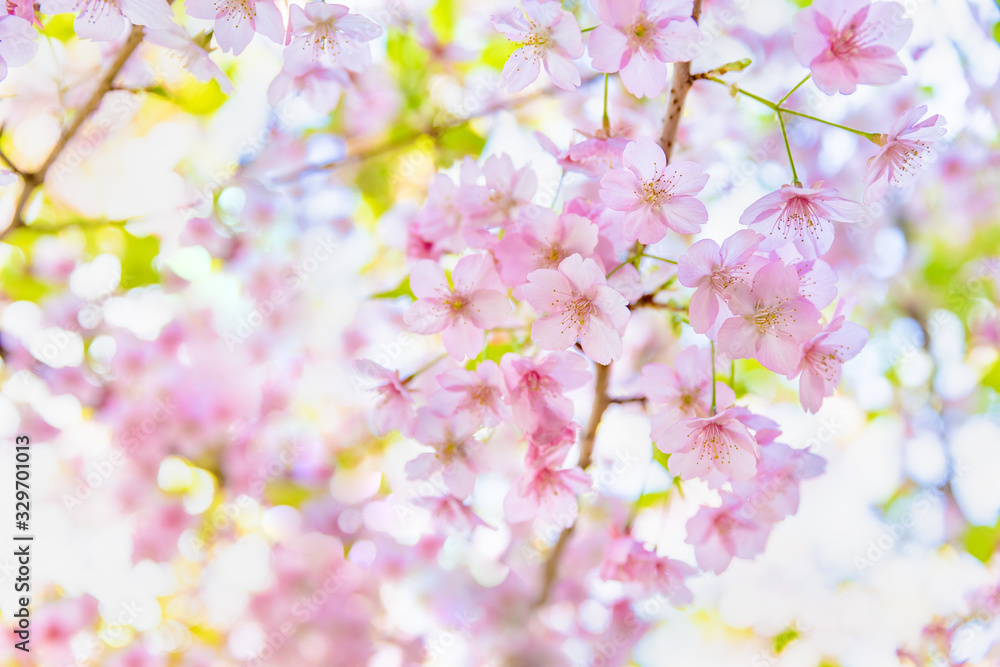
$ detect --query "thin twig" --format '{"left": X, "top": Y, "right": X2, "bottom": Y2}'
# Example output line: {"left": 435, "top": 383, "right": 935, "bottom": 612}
{"left": 3, "top": 25, "right": 145, "bottom": 239}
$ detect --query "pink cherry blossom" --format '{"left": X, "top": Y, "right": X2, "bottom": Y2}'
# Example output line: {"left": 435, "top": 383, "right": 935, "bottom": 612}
{"left": 588, "top": 0, "right": 702, "bottom": 98}
{"left": 354, "top": 359, "right": 414, "bottom": 436}
{"left": 416, "top": 494, "right": 492, "bottom": 532}
{"left": 685, "top": 492, "right": 772, "bottom": 573}
{"left": 792, "top": 0, "right": 911, "bottom": 95}
{"left": 404, "top": 253, "right": 511, "bottom": 360}
{"left": 39, "top": 0, "right": 173, "bottom": 41}
{"left": 6, "top": 0, "right": 37, "bottom": 24}
{"left": 267, "top": 63, "right": 349, "bottom": 113}
{"left": 600, "top": 137, "right": 709, "bottom": 244}
{"left": 457, "top": 153, "right": 538, "bottom": 232}
{"left": 600, "top": 533, "right": 696, "bottom": 604}
{"left": 653, "top": 406, "right": 760, "bottom": 481}
{"left": 284, "top": 3, "right": 382, "bottom": 75}
{"left": 0, "top": 14, "right": 36, "bottom": 81}
{"left": 504, "top": 445, "right": 591, "bottom": 523}
{"left": 555, "top": 134, "right": 629, "bottom": 177}
{"left": 146, "top": 24, "right": 233, "bottom": 93}
{"left": 718, "top": 261, "right": 823, "bottom": 374}
{"left": 793, "top": 314, "right": 869, "bottom": 413}
{"left": 405, "top": 408, "right": 483, "bottom": 499}
{"left": 185, "top": 0, "right": 284, "bottom": 55}
{"left": 492, "top": 0, "right": 584, "bottom": 92}
{"left": 640, "top": 345, "right": 736, "bottom": 428}
{"left": 428, "top": 360, "right": 509, "bottom": 429}
{"left": 794, "top": 258, "right": 838, "bottom": 310}
{"left": 739, "top": 183, "right": 863, "bottom": 258}
{"left": 500, "top": 350, "right": 590, "bottom": 435}
{"left": 863, "top": 105, "right": 947, "bottom": 205}
{"left": 523, "top": 253, "right": 630, "bottom": 365}
{"left": 731, "top": 442, "right": 826, "bottom": 522}
{"left": 677, "top": 229, "right": 765, "bottom": 334}
{"left": 494, "top": 208, "right": 600, "bottom": 287}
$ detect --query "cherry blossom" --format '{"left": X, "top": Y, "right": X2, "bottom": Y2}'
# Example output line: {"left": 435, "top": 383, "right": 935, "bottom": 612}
{"left": 739, "top": 183, "right": 863, "bottom": 258}
{"left": 863, "top": 105, "right": 947, "bottom": 205}
{"left": 354, "top": 359, "right": 414, "bottom": 436}
{"left": 492, "top": 0, "right": 584, "bottom": 92}
{"left": 685, "top": 492, "right": 773, "bottom": 573}
{"left": 405, "top": 408, "right": 483, "bottom": 499}
{"left": 504, "top": 444, "right": 591, "bottom": 524}
{"left": 792, "top": 0, "right": 911, "bottom": 95}
{"left": 600, "top": 136, "right": 709, "bottom": 244}
{"left": 284, "top": 3, "right": 382, "bottom": 74}
{"left": 792, "top": 314, "right": 869, "bottom": 412}
{"left": 588, "top": 0, "right": 702, "bottom": 98}
{"left": 500, "top": 351, "right": 590, "bottom": 435}
{"left": 523, "top": 253, "right": 630, "bottom": 365}
{"left": 600, "top": 533, "right": 696, "bottom": 604}
{"left": 404, "top": 253, "right": 511, "bottom": 360}
{"left": 677, "top": 229, "right": 765, "bottom": 334}
{"left": 39, "top": 0, "right": 173, "bottom": 41}
{"left": 0, "top": 14, "right": 36, "bottom": 81}
{"left": 427, "top": 360, "right": 509, "bottom": 429}
{"left": 641, "top": 345, "right": 736, "bottom": 429}
{"left": 653, "top": 406, "right": 760, "bottom": 481}
{"left": 494, "top": 208, "right": 600, "bottom": 287}
{"left": 185, "top": 0, "right": 284, "bottom": 55}
{"left": 718, "top": 261, "right": 823, "bottom": 373}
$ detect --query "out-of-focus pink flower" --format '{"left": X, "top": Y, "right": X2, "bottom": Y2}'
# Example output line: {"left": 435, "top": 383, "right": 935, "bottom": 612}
{"left": 653, "top": 406, "right": 760, "bottom": 481}
{"left": 686, "top": 492, "right": 772, "bottom": 573}
{"left": 404, "top": 253, "right": 511, "bottom": 360}
{"left": 417, "top": 494, "right": 492, "bottom": 532}
{"left": 492, "top": 0, "right": 584, "bottom": 92}
{"left": 354, "top": 359, "right": 415, "bottom": 436}
{"left": 0, "top": 14, "right": 36, "bottom": 80}
{"left": 5, "top": 0, "right": 36, "bottom": 25}
{"left": 494, "top": 208, "right": 600, "bottom": 287}
{"left": 732, "top": 442, "right": 826, "bottom": 522}
{"left": 523, "top": 254, "right": 630, "bottom": 365}
{"left": 185, "top": 0, "right": 284, "bottom": 54}
{"left": 600, "top": 137, "right": 709, "bottom": 244}
{"left": 504, "top": 445, "right": 591, "bottom": 523}
{"left": 793, "top": 314, "right": 869, "bottom": 412}
{"left": 641, "top": 345, "right": 736, "bottom": 429}
{"left": 285, "top": 3, "right": 382, "bottom": 74}
{"left": 405, "top": 408, "right": 482, "bottom": 499}
{"left": 40, "top": 0, "right": 173, "bottom": 41}
{"left": 863, "top": 105, "right": 947, "bottom": 205}
{"left": 588, "top": 0, "right": 701, "bottom": 98}
{"left": 500, "top": 350, "right": 590, "bottom": 434}
{"left": 428, "top": 360, "right": 510, "bottom": 429}
{"left": 267, "top": 63, "right": 349, "bottom": 113}
{"left": 792, "top": 0, "right": 911, "bottom": 95}
{"left": 458, "top": 153, "right": 538, "bottom": 231}
{"left": 739, "top": 183, "right": 862, "bottom": 258}
{"left": 718, "top": 261, "right": 823, "bottom": 374}
{"left": 677, "top": 229, "right": 764, "bottom": 334}
{"left": 600, "top": 533, "right": 696, "bottom": 604}
{"left": 146, "top": 24, "right": 233, "bottom": 93}
{"left": 555, "top": 134, "right": 629, "bottom": 177}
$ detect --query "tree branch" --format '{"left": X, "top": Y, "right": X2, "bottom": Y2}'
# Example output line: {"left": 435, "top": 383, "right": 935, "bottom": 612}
{"left": 2, "top": 25, "right": 145, "bottom": 239}
{"left": 658, "top": 0, "right": 703, "bottom": 159}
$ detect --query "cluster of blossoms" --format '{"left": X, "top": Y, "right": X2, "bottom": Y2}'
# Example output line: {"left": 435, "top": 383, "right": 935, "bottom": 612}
{"left": 5, "top": 0, "right": 995, "bottom": 663}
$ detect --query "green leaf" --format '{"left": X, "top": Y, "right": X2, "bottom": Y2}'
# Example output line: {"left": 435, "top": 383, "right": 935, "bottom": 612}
{"left": 993, "top": 21, "right": 1000, "bottom": 45}
{"left": 41, "top": 14, "right": 77, "bottom": 41}
{"left": 773, "top": 627, "right": 799, "bottom": 653}
{"left": 429, "top": 0, "right": 457, "bottom": 42}
{"left": 371, "top": 276, "right": 413, "bottom": 300}
{"left": 652, "top": 448, "right": 670, "bottom": 471}
{"left": 964, "top": 519, "right": 1000, "bottom": 564}
{"left": 264, "top": 480, "right": 314, "bottom": 508}
{"left": 481, "top": 36, "right": 519, "bottom": 70}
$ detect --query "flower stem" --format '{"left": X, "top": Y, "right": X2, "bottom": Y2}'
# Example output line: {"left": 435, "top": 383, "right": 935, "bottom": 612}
{"left": 777, "top": 107, "right": 881, "bottom": 140}
{"left": 710, "top": 340, "right": 717, "bottom": 415}
{"left": 778, "top": 74, "right": 810, "bottom": 105}
{"left": 640, "top": 252, "right": 677, "bottom": 264}
{"left": 602, "top": 74, "right": 610, "bottom": 135}
{"left": 777, "top": 110, "right": 800, "bottom": 186}
{"left": 581, "top": 25, "right": 596, "bottom": 32}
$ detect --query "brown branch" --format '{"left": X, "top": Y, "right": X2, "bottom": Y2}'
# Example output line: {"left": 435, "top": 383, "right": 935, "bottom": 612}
{"left": 534, "top": 362, "right": 610, "bottom": 607}
{"left": 2, "top": 25, "right": 145, "bottom": 239}
{"left": 533, "top": 0, "right": 704, "bottom": 610}
{"left": 658, "top": 0, "right": 703, "bottom": 159}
